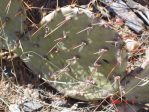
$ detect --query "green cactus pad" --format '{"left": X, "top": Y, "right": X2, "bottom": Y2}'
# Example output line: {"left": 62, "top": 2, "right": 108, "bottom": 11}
{"left": 122, "top": 66, "right": 149, "bottom": 103}
{"left": 15, "top": 6, "right": 127, "bottom": 100}
{"left": 0, "top": 0, "right": 26, "bottom": 50}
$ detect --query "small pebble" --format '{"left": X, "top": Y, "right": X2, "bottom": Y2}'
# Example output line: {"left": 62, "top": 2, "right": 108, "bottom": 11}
{"left": 125, "top": 39, "right": 140, "bottom": 52}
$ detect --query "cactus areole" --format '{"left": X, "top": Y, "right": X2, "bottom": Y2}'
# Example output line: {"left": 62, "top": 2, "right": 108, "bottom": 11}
{"left": 0, "top": 2, "right": 126, "bottom": 101}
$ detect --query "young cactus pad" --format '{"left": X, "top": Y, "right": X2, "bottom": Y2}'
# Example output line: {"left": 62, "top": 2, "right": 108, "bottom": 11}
{"left": 15, "top": 6, "right": 127, "bottom": 100}
{"left": 0, "top": 0, "right": 26, "bottom": 50}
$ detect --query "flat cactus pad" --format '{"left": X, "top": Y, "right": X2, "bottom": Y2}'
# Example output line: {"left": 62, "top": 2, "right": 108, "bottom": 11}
{"left": 14, "top": 6, "right": 127, "bottom": 100}
{"left": 0, "top": 0, "right": 26, "bottom": 50}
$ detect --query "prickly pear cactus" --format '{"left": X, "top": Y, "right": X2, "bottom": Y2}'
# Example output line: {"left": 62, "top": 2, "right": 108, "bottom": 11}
{"left": 13, "top": 6, "right": 127, "bottom": 100}
{"left": 0, "top": 0, "right": 26, "bottom": 50}
{"left": 122, "top": 49, "right": 149, "bottom": 103}
{"left": 0, "top": 0, "right": 127, "bottom": 100}
{"left": 124, "top": 68, "right": 149, "bottom": 103}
